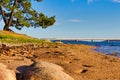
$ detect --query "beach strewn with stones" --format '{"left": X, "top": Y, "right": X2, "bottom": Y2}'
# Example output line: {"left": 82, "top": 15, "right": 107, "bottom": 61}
{"left": 0, "top": 43, "right": 120, "bottom": 80}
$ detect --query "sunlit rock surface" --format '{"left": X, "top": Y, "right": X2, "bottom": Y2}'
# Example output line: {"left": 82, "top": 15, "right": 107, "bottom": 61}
{"left": 0, "top": 63, "right": 16, "bottom": 80}
{"left": 22, "top": 61, "right": 74, "bottom": 80}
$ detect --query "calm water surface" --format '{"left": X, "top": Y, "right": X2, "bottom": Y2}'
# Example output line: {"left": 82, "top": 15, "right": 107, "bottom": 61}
{"left": 52, "top": 40, "right": 120, "bottom": 57}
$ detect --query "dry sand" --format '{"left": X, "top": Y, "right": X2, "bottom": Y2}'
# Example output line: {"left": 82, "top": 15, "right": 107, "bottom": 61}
{"left": 0, "top": 43, "right": 120, "bottom": 80}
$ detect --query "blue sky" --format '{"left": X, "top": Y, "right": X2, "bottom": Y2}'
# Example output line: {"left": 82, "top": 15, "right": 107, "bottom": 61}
{"left": 0, "top": 0, "right": 120, "bottom": 38}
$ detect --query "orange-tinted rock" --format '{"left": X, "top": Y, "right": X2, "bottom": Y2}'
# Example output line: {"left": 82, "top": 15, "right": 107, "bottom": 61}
{"left": 22, "top": 61, "right": 74, "bottom": 80}
{"left": 0, "top": 63, "right": 16, "bottom": 80}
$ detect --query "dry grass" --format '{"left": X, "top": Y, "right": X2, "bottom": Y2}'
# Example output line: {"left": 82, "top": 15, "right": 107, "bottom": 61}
{"left": 0, "top": 30, "right": 50, "bottom": 44}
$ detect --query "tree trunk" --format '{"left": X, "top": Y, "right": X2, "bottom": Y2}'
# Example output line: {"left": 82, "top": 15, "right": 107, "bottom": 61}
{"left": 3, "top": 25, "right": 14, "bottom": 32}
{"left": 3, "top": 0, "right": 17, "bottom": 31}
{"left": 3, "top": 25, "right": 9, "bottom": 31}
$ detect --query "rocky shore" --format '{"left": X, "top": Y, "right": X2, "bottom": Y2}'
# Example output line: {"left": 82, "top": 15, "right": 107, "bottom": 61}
{"left": 0, "top": 43, "right": 120, "bottom": 80}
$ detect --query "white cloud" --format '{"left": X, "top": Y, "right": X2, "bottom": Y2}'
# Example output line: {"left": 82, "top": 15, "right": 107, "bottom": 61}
{"left": 69, "top": 19, "right": 81, "bottom": 23}
{"left": 88, "top": 0, "right": 93, "bottom": 4}
{"left": 87, "top": 0, "right": 120, "bottom": 3}
{"left": 112, "top": 0, "right": 120, "bottom": 3}
{"left": 71, "top": 0, "right": 75, "bottom": 3}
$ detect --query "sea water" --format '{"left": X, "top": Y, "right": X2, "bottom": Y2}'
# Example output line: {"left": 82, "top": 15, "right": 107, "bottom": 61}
{"left": 52, "top": 40, "right": 120, "bottom": 57}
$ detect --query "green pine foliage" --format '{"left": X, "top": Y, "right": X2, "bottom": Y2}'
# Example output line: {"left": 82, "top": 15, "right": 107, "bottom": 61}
{"left": 0, "top": 0, "right": 55, "bottom": 31}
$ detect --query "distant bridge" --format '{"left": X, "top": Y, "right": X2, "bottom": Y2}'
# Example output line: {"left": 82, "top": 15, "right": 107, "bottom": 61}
{"left": 42, "top": 38, "right": 120, "bottom": 42}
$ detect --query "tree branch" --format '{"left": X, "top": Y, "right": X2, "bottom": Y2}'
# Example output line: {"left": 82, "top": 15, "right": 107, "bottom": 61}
{"left": 0, "top": 5, "right": 7, "bottom": 24}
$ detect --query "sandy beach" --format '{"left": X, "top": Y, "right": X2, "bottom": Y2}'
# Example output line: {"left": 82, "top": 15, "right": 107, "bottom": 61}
{"left": 0, "top": 43, "right": 120, "bottom": 80}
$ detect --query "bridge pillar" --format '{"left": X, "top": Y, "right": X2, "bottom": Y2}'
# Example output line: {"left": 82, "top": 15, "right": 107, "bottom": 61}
{"left": 91, "top": 40, "right": 94, "bottom": 42}
{"left": 106, "top": 40, "right": 109, "bottom": 43}
{"left": 59, "top": 40, "right": 61, "bottom": 42}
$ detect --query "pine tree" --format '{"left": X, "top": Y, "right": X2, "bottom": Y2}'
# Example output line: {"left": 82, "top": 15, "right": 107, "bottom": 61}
{"left": 0, "top": 0, "right": 55, "bottom": 31}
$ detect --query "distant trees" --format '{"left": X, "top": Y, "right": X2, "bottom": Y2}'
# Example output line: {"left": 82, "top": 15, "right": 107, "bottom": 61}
{"left": 0, "top": 0, "right": 55, "bottom": 31}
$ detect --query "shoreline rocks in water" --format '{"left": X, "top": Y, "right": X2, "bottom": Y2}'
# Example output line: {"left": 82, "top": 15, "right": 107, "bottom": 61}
{"left": 107, "top": 52, "right": 120, "bottom": 56}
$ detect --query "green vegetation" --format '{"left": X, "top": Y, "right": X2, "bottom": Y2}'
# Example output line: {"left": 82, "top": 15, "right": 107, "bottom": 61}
{"left": 0, "top": 0, "right": 55, "bottom": 31}
{"left": 0, "top": 30, "right": 50, "bottom": 44}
